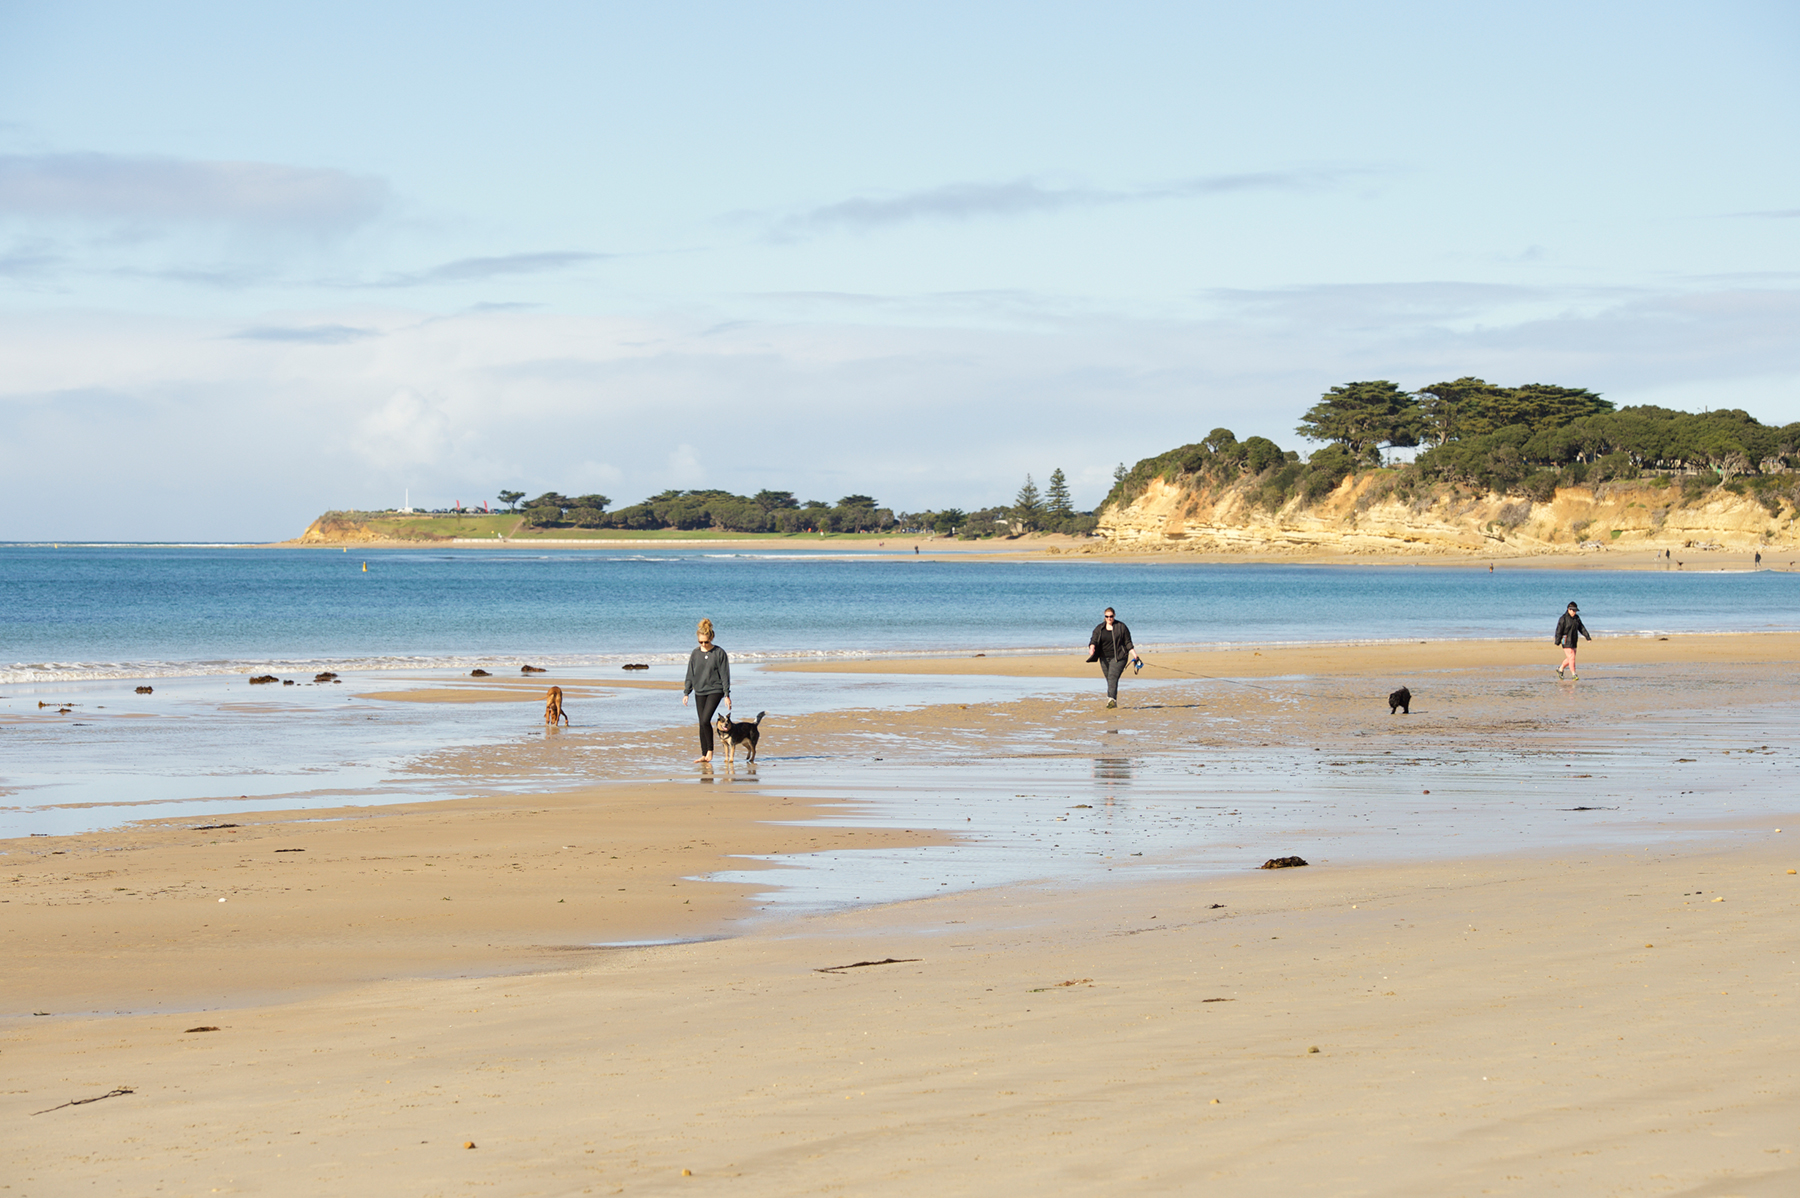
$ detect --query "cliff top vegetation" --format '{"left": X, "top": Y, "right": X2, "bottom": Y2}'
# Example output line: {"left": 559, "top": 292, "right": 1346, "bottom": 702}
{"left": 1104, "top": 379, "right": 1800, "bottom": 516}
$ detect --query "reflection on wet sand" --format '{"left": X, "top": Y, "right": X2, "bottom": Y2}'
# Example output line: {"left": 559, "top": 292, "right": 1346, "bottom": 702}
{"left": 1093, "top": 756, "right": 1134, "bottom": 784}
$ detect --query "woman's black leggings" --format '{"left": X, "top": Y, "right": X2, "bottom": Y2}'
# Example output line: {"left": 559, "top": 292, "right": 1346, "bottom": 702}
{"left": 694, "top": 692, "right": 723, "bottom": 755}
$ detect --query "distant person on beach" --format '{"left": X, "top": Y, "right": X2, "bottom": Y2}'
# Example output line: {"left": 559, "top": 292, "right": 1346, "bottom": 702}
{"left": 1087, "top": 607, "right": 1141, "bottom": 709}
{"left": 681, "top": 618, "right": 731, "bottom": 763}
{"left": 1554, "top": 601, "right": 1591, "bottom": 680}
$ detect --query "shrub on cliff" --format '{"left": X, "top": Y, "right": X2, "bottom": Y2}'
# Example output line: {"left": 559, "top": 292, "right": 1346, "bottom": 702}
{"left": 1102, "top": 430, "right": 1358, "bottom": 514}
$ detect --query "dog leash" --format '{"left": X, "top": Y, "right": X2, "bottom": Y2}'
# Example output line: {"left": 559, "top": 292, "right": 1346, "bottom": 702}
{"left": 1135, "top": 660, "right": 1283, "bottom": 694}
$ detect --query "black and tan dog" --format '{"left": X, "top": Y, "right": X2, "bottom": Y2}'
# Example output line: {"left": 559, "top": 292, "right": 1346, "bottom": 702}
{"left": 544, "top": 685, "right": 568, "bottom": 726}
{"left": 714, "top": 709, "right": 766, "bottom": 763}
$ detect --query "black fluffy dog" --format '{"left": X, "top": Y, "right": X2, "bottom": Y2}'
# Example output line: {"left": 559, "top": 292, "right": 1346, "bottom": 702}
{"left": 1388, "top": 686, "right": 1412, "bottom": 715}
{"left": 714, "top": 709, "right": 767, "bottom": 763}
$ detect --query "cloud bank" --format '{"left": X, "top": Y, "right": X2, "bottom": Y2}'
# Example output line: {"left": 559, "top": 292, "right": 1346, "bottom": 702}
{"left": 4, "top": 275, "right": 1798, "bottom": 541}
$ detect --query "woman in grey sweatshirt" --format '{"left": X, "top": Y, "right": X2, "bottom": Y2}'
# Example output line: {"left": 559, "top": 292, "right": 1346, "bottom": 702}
{"left": 681, "top": 617, "right": 732, "bottom": 762}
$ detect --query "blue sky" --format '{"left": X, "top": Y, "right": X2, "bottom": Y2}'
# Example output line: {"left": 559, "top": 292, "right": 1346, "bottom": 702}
{"left": 2, "top": 0, "right": 1797, "bottom": 539}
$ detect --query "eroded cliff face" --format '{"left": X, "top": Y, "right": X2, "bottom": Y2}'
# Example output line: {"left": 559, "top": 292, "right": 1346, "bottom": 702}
{"left": 296, "top": 515, "right": 452, "bottom": 544}
{"left": 1096, "top": 474, "right": 1799, "bottom": 557}
{"left": 300, "top": 516, "right": 382, "bottom": 544}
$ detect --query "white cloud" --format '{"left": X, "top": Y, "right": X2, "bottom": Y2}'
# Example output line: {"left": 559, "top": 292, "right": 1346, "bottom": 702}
{"left": 353, "top": 387, "right": 454, "bottom": 472}
{"left": 666, "top": 443, "right": 705, "bottom": 487}
{"left": 768, "top": 168, "right": 1375, "bottom": 240}
{"left": 361, "top": 251, "right": 610, "bottom": 288}
{"left": 228, "top": 323, "right": 380, "bottom": 344}
{"left": 0, "top": 153, "right": 387, "bottom": 229}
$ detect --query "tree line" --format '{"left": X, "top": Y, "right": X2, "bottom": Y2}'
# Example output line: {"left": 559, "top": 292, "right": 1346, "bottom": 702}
{"left": 494, "top": 467, "right": 1099, "bottom": 537}
{"left": 1107, "top": 379, "right": 1800, "bottom": 513}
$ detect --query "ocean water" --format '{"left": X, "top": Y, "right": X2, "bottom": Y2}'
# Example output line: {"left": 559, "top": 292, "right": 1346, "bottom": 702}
{"left": 3, "top": 545, "right": 1795, "bottom": 683}
{"left": 3, "top": 546, "right": 1796, "bottom": 877}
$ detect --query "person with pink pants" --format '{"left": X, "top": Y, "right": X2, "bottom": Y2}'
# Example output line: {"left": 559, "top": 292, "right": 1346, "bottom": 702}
{"left": 1554, "top": 601, "right": 1592, "bottom": 679}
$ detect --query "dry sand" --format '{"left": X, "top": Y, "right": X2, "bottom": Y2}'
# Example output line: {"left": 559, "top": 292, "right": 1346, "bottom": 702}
{"left": 5, "top": 636, "right": 1799, "bottom": 1195}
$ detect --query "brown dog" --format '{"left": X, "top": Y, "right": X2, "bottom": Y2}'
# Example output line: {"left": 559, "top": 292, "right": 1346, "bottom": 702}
{"left": 713, "top": 709, "right": 765, "bottom": 763}
{"left": 544, "top": 686, "right": 567, "bottom": 726}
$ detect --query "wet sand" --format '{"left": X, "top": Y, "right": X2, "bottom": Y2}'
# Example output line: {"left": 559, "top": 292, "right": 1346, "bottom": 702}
{"left": 769, "top": 630, "right": 1800, "bottom": 679}
{"left": 5, "top": 635, "right": 1799, "bottom": 1193}
{"left": 3, "top": 787, "right": 940, "bottom": 1015}
{"left": 7, "top": 840, "right": 1797, "bottom": 1194}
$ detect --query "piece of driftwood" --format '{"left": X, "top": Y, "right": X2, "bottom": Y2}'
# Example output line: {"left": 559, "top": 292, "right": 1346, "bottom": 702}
{"left": 815, "top": 957, "right": 921, "bottom": 974}
{"left": 32, "top": 1088, "right": 134, "bottom": 1116}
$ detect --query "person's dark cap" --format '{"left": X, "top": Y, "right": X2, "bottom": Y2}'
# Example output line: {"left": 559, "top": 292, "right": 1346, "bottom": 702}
{"left": 1567, "top": 601, "right": 1579, "bottom": 610}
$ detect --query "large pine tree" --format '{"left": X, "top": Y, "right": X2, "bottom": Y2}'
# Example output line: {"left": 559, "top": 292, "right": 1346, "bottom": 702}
{"left": 1046, "top": 468, "right": 1074, "bottom": 519}
{"left": 1013, "top": 474, "right": 1044, "bottom": 529}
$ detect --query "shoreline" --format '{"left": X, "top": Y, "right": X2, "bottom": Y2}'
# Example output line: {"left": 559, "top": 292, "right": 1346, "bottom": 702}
{"left": 769, "top": 628, "right": 1800, "bottom": 677}
{"left": 10, "top": 623, "right": 1799, "bottom": 691}
{"left": 237, "top": 533, "right": 1794, "bottom": 569}
{"left": 10, "top": 631, "right": 1798, "bottom": 1007}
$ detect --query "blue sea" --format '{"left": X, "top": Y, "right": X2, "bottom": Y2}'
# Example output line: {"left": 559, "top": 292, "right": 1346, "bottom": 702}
{"left": 3, "top": 546, "right": 1796, "bottom": 880}
{"left": 3, "top": 545, "right": 1795, "bottom": 683}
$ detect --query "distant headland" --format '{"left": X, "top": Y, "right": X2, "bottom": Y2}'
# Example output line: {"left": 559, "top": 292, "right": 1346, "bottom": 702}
{"left": 292, "top": 381, "right": 1799, "bottom": 561}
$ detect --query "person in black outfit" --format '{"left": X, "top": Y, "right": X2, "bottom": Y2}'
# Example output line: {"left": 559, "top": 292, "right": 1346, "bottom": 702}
{"left": 681, "top": 617, "right": 731, "bottom": 763}
{"left": 1087, "top": 607, "right": 1141, "bottom": 708}
{"left": 1554, "top": 601, "right": 1591, "bottom": 680}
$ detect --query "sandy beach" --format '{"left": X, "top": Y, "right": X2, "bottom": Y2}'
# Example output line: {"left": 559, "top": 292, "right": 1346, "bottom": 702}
{"left": 276, "top": 531, "right": 1792, "bottom": 572}
{"left": 6, "top": 634, "right": 1798, "bottom": 1195}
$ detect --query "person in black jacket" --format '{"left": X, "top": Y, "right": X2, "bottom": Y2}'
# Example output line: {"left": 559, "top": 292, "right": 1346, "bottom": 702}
{"left": 1554, "top": 601, "right": 1591, "bottom": 680}
{"left": 681, "top": 617, "right": 731, "bottom": 763}
{"left": 1087, "top": 607, "right": 1141, "bottom": 708}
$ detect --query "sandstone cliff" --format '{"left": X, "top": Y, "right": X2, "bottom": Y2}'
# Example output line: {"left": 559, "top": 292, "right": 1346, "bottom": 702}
{"left": 296, "top": 512, "right": 481, "bottom": 544}
{"left": 300, "top": 514, "right": 392, "bottom": 544}
{"left": 1095, "top": 473, "right": 1798, "bottom": 558}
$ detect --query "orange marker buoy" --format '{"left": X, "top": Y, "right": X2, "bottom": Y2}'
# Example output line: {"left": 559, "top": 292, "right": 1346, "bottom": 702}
{"left": 362, "top": 562, "right": 367, "bottom": 572}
